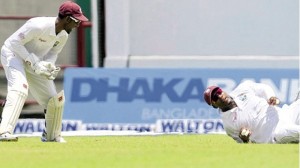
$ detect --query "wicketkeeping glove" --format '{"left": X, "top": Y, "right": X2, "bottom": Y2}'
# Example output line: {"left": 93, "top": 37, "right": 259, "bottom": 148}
{"left": 25, "top": 54, "right": 61, "bottom": 80}
{"left": 48, "top": 66, "right": 61, "bottom": 80}
{"left": 35, "top": 61, "right": 54, "bottom": 78}
{"left": 25, "top": 54, "right": 52, "bottom": 77}
{"left": 37, "top": 62, "right": 60, "bottom": 80}
{"left": 25, "top": 53, "right": 39, "bottom": 68}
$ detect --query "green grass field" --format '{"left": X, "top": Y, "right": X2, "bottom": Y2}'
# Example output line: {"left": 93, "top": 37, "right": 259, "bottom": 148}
{"left": 0, "top": 134, "right": 298, "bottom": 168}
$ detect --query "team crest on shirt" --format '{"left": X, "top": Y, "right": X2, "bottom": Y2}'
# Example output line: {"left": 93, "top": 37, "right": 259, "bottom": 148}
{"left": 238, "top": 94, "right": 247, "bottom": 102}
{"left": 53, "top": 41, "right": 60, "bottom": 47}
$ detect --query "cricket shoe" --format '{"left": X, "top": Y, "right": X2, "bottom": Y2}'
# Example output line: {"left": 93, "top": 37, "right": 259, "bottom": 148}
{"left": 53, "top": 136, "right": 67, "bottom": 143}
{"left": 41, "top": 131, "right": 66, "bottom": 143}
{"left": 0, "top": 132, "right": 18, "bottom": 142}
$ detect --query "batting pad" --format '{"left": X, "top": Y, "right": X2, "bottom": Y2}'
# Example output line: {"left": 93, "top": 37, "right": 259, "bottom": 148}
{"left": 0, "top": 90, "right": 27, "bottom": 134}
{"left": 45, "top": 90, "right": 65, "bottom": 141}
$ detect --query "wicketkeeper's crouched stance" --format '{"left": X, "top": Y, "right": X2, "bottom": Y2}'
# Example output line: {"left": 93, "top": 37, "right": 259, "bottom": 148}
{"left": 0, "top": 45, "right": 66, "bottom": 142}
{"left": 0, "top": 1, "right": 88, "bottom": 142}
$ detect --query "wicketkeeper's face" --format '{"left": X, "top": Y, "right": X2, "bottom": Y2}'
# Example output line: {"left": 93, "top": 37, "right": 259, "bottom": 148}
{"left": 64, "top": 16, "right": 81, "bottom": 34}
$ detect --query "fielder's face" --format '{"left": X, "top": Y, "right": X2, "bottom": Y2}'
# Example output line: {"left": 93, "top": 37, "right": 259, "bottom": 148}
{"left": 211, "top": 91, "right": 235, "bottom": 111}
{"left": 64, "top": 16, "right": 81, "bottom": 34}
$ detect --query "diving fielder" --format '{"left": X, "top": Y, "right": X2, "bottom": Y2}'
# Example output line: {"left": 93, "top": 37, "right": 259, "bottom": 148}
{"left": 204, "top": 80, "right": 300, "bottom": 144}
{"left": 0, "top": 1, "right": 88, "bottom": 142}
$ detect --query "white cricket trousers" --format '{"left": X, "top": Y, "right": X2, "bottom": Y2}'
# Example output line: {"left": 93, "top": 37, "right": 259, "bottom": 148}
{"left": 1, "top": 45, "right": 58, "bottom": 108}
{"left": 273, "top": 99, "right": 300, "bottom": 143}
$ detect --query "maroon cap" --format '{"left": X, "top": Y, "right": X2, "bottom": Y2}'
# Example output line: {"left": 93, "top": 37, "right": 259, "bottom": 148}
{"left": 203, "top": 86, "right": 222, "bottom": 107}
{"left": 59, "top": 1, "right": 88, "bottom": 22}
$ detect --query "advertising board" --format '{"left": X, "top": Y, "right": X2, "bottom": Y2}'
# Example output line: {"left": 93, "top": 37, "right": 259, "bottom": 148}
{"left": 63, "top": 68, "right": 298, "bottom": 123}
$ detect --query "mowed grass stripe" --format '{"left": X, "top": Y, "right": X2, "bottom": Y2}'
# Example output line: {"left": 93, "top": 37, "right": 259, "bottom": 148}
{"left": 0, "top": 134, "right": 298, "bottom": 168}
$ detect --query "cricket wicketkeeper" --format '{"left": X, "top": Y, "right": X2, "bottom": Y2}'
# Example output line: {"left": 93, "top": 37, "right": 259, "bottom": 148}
{"left": 0, "top": 1, "right": 88, "bottom": 142}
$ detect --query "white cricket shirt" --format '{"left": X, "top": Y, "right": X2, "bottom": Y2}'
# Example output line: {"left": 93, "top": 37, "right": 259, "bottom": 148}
{"left": 4, "top": 17, "right": 68, "bottom": 64}
{"left": 220, "top": 81, "right": 280, "bottom": 143}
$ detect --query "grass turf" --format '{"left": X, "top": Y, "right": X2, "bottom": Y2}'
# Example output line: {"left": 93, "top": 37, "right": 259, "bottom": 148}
{"left": 0, "top": 134, "right": 298, "bottom": 168}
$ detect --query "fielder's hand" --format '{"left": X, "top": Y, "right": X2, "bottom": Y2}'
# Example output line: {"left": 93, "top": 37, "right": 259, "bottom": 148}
{"left": 268, "top": 97, "right": 280, "bottom": 106}
{"left": 239, "top": 127, "right": 251, "bottom": 143}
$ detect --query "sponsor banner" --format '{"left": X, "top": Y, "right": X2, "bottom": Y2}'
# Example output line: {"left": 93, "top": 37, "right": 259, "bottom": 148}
{"left": 156, "top": 119, "right": 225, "bottom": 134}
{"left": 14, "top": 119, "right": 83, "bottom": 134}
{"left": 63, "top": 68, "right": 298, "bottom": 123}
{"left": 13, "top": 119, "right": 155, "bottom": 134}
{"left": 83, "top": 123, "right": 155, "bottom": 132}
{"left": 14, "top": 119, "right": 224, "bottom": 134}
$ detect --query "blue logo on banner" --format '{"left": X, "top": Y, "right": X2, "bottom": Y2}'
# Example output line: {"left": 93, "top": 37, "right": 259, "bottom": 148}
{"left": 71, "top": 78, "right": 205, "bottom": 102}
